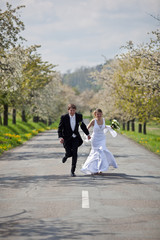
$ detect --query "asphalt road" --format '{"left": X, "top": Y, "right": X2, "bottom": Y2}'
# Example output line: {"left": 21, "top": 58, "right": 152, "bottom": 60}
{"left": 0, "top": 128, "right": 160, "bottom": 240}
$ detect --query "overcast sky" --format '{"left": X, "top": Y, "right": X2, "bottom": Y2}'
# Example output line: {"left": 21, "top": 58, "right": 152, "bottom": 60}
{"left": 1, "top": 0, "right": 160, "bottom": 73}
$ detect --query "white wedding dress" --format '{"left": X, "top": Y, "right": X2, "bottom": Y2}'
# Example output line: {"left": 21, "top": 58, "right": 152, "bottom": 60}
{"left": 81, "top": 118, "right": 118, "bottom": 174}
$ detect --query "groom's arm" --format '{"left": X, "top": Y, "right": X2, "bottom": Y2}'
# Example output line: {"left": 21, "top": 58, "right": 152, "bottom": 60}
{"left": 79, "top": 115, "right": 90, "bottom": 136}
{"left": 58, "top": 115, "right": 64, "bottom": 138}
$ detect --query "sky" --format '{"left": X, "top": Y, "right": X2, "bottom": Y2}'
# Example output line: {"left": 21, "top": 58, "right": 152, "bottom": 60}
{"left": 1, "top": 0, "right": 160, "bottom": 73}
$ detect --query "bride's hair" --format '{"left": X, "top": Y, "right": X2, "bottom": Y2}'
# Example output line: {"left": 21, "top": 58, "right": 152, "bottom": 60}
{"left": 93, "top": 108, "right": 103, "bottom": 117}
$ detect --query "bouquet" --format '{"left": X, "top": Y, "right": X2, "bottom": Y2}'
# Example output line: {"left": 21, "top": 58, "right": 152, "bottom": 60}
{"left": 111, "top": 119, "right": 120, "bottom": 130}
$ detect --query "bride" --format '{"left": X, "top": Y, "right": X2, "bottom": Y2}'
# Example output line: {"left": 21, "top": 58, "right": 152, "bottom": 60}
{"left": 81, "top": 108, "right": 118, "bottom": 175}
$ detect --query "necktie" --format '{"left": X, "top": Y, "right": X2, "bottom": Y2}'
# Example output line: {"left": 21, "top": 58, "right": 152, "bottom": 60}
{"left": 71, "top": 116, "right": 75, "bottom": 131}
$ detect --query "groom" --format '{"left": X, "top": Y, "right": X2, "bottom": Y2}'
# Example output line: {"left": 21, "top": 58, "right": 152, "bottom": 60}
{"left": 58, "top": 104, "right": 91, "bottom": 177}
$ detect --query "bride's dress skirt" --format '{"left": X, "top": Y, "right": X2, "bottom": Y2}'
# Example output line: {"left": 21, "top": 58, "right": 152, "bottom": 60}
{"left": 81, "top": 146, "right": 117, "bottom": 174}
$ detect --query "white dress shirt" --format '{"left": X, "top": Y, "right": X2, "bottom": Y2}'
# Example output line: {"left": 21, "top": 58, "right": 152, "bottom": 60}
{"left": 69, "top": 114, "right": 76, "bottom": 137}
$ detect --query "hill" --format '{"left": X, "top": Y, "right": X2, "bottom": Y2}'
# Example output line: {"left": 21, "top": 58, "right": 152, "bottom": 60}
{"left": 62, "top": 65, "right": 103, "bottom": 92}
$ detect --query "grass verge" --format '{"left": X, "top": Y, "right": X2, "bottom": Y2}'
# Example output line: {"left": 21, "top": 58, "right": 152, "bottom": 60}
{"left": 0, "top": 118, "right": 58, "bottom": 155}
{"left": 120, "top": 121, "right": 160, "bottom": 156}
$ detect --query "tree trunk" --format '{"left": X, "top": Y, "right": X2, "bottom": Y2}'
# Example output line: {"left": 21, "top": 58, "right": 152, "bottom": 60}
{"left": 12, "top": 108, "right": 16, "bottom": 124}
{"left": 41, "top": 119, "right": 47, "bottom": 125}
{"left": 131, "top": 119, "right": 135, "bottom": 131}
{"left": 22, "top": 110, "right": 27, "bottom": 122}
{"left": 138, "top": 123, "right": 142, "bottom": 133}
{"left": 143, "top": 122, "right": 147, "bottom": 135}
{"left": 3, "top": 103, "right": 8, "bottom": 126}
{"left": 33, "top": 116, "right": 39, "bottom": 123}
{"left": 0, "top": 114, "right": 2, "bottom": 125}
{"left": 48, "top": 118, "right": 52, "bottom": 126}
{"left": 122, "top": 122, "right": 125, "bottom": 130}
{"left": 127, "top": 121, "right": 130, "bottom": 131}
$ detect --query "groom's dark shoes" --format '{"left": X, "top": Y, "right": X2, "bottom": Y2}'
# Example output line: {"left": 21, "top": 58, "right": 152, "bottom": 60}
{"left": 71, "top": 172, "right": 76, "bottom": 177}
{"left": 62, "top": 157, "right": 67, "bottom": 163}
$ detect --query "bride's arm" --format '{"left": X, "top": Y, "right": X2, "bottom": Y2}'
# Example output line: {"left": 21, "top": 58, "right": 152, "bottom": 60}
{"left": 87, "top": 119, "right": 94, "bottom": 129}
{"left": 105, "top": 125, "right": 117, "bottom": 137}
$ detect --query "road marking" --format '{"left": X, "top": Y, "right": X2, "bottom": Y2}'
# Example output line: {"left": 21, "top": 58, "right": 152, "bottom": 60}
{"left": 82, "top": 190, "right": 89, "bottom": 208}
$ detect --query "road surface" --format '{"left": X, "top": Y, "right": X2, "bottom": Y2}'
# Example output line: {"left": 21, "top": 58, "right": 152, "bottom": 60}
{"left": 0, "top": 129, "right": 160, "bottom": 240}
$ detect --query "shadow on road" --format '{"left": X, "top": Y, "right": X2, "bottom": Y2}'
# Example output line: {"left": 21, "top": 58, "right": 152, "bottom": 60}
{"left": 0, "top": 151, "right": 64, "bottom": 161}
{"left": 0, "top": 215, "right": 108, "bottom": 240}
{"left": 1, "top": 173, "right": 159, "bottom": 189}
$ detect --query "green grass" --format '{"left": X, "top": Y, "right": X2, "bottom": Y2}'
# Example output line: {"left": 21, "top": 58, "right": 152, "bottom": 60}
{"left": 120, "top": 121, "right": 160, "bottom": 156}
{"left": 0, "top": 118, "right": 58, "bottom": 155}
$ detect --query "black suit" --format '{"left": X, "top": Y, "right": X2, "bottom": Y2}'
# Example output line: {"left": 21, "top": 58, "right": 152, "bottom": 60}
{"left": 58, "top": 113, "right": 89, "bottom": 174}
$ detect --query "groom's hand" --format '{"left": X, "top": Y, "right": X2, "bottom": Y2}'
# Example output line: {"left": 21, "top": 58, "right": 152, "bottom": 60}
{"left": 87, "top": 135, "right": 91, "bottom": 140}
{"left": 60, "top": 138, "right": 64, "bottom": 144}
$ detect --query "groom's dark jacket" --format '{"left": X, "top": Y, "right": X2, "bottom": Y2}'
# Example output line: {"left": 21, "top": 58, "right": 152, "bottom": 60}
{"left": 58, "top": 113, "right": 89, "bottom": 147}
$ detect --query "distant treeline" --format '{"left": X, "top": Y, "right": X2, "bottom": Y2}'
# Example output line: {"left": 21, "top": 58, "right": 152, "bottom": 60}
{"left": 62, "top": 65, "right": 103, "bottom": 92}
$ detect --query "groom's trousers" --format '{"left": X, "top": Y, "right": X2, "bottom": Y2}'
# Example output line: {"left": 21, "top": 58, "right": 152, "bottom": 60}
{"left": 64, "top": 137, "right": 79, "bottom": 174}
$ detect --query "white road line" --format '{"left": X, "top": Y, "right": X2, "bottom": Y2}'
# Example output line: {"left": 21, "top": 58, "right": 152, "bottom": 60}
{"left": 82, "top": 190, "right": 89, "bottom": 208}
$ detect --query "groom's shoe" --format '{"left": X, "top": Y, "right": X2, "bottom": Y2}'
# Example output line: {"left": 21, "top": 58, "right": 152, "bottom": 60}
{"left": 62, "top": 157, "right": 67, "bottom": 163}
{"left": 71, "top": 172, "right": 76, "bottom": 177}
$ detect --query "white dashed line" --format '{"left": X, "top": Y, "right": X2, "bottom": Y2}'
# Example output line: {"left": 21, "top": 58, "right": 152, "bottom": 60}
{"left": 82, "top": 190, "right": 89, "bottom": 208}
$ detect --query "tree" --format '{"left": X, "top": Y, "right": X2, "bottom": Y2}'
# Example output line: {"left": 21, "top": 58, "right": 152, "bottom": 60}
{"left": 31, "top": 73, "right": 77, "bottom": 123}
{"left": 119, "top": 29, "right": 160, "bottom": 133}
{"left": 0, "top": 46, "right": 28, "bottom": 125}
{"left": 0, "top": 2, "right": 25, "bottom": 72}
{"left": 15, "top": 46, "right": 56, "bottom": 122}
{"left": 90, "top": 59, "right": 124, "bottom": 120}
{"left": 0, "top": 2, "right": 25, "bottom": 125}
